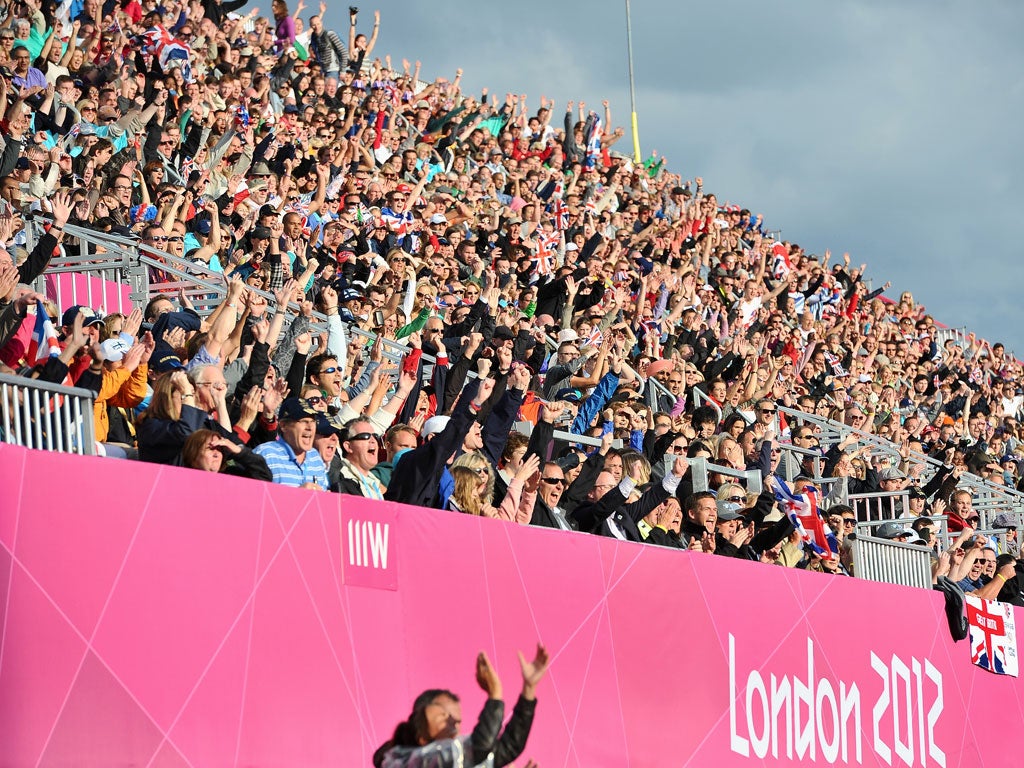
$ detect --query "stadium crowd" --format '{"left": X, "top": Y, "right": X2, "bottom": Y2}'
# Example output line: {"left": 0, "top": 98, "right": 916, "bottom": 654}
{"left": 0, "top": 0, "right": 1022, "bottom": 616}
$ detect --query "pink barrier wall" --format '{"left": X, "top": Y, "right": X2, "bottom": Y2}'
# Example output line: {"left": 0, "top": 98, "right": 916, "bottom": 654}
{"left": 1, "top": 443, "right": 1021, "bottom": 767}
{"left": 45, "top": 272, "right": 134, "bottom": 316}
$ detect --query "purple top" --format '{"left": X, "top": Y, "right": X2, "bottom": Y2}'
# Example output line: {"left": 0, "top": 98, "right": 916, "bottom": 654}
{"left": 13, "top": 66, "right": 47, "bottom": 92}
{"left": 275, "top": 15, "right": 295, "bottom": 48}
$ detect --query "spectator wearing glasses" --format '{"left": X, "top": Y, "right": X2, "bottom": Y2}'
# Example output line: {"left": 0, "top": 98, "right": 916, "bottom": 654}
{"left": 531, "top": 461, "right": 574, "bottom": 531}
{"left": 572, "top": 455, "right": 686, "bottom": 542}
{"left": 336, "top": 418, "right": 386, "bottom": 499}
{"left": 447, "top": 450, "right": 539, "bottom": 524}
{"left": 10, "top": 45, "right": 44, "bottom": 91}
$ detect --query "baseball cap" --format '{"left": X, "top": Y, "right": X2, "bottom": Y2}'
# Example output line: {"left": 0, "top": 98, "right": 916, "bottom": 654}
{"left": 553, "top": 388, "right": 584, "bottom": 403}
{"left": 99, "top": 337, "right": 131, "bottom": 362}
{"left": 715, "top": 500, "right": 744, "bottom": 521}
{"left": 151, "top": 350, "right": 185, "bottom": 373}
{"left": 278, "top": 397, "right": 319, "bottom": 422}
{"left": 61, "top": 305, "right": 104, "bottom": 328}
{"left": 874, "top": 521, "right": 908, "bottom": 540}
{"left": 315, "top": 414, "right": 343, "bottom": 437}
{"left": 492, "top": 325, "right": 515, "bottom": 342}
{"left": 420, "top": 415, "right": 450, "bottom": 438}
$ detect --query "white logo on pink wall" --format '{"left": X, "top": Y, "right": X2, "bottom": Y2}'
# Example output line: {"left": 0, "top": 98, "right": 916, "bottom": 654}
{"left": 341, "top": 508, "right": 398, "bottom": 590}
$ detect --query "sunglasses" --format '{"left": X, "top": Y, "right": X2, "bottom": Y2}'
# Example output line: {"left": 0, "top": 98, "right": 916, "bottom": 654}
{"left": 542, "top": 477, "right": 566, "bottom": 486}
{"left": 346, "top": 432, "right": 377, "bottom": 442}
{"left": 724, "top": 495, "right": 744, "bottom": 503}
{"left": 319, "top": 366, "right": 339, "bottom": 375}
{"left": 843, "top": 518, "right": 856, "bottom": 526}
{"left": 306, "top": 396, "right": 324, "bottom": 405}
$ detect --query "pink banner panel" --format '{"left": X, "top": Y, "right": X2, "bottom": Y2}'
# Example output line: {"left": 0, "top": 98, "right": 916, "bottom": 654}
{"left": 1, "top": 443, "right": 1021, "bottom": 767}
{"left": 44, "top": 272, "right": 134, "bottom": 316}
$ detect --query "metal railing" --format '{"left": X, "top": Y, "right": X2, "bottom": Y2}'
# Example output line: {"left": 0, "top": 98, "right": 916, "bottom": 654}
{"left": 688, "top": 456, "right": 763, "bottom": 496}
{"left": 0, "top": 372, "right": 96, "bottom": 455}
{"left": 691, "top": 386, "right": 723, "bottom": 424}
{"left": 779, "top": 403, "right": 1024, "bottom": 514}
{"left": 852, "top": 535, "right": 933, "bottom": 589}
{"left": 512, "top": 420, "right": 623, "bottom": 450}
{"left": 848, "top": 490, "right": 910, "bottom": 522}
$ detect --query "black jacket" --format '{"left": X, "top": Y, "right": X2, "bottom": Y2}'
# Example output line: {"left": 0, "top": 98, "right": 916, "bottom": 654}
{"left": 385, "top": 379, "right": 481, "bottom": 508}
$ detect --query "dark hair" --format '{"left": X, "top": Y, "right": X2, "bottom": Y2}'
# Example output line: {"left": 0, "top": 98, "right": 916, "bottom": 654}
{"left": 683, "top": 490, "right": 716, "bottom": 515}
{"left": 182, "top": 429, "right": 222, "bottom": 471}
{"left": 692, "top": 405, "right": 719, "bottom": 429}
{"left": 372, "top": 689, "right": 459, "bottom": 767}
{"left": 687, "top": 441, "right": 712, "bottom": 459}
{"left": 306, "top": 352, "right": 339, "bottom": 382}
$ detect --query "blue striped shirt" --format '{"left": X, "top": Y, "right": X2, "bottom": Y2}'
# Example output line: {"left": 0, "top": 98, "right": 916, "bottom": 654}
{"left": 254, "top": 437, "right": 328, "bottom": 489}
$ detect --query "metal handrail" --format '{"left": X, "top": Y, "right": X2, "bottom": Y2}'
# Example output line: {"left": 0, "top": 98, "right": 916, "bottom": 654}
{"left": 688, "top": 456, "right": 763, "bottom": 496}
{"left": 0, "top": 372, "right": 96, "bottom": 455}
{"left": 691, "top": 386, "right": 723, "bottom": 425}
{"left": 852, "top": 534, "right": 934, "bottom": 589}
{"left": 778, "top": 403, "right": 1024, "bottom": 512}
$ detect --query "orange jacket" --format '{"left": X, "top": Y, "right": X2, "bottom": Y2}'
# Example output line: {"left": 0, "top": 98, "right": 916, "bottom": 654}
{"left": 93, "top": 364, "right": 148, "bottom": 443}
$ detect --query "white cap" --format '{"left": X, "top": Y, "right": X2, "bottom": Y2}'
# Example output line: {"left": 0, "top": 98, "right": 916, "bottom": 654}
{"left": 99, "top": 338, "right": 131, "bottom": 362}
{"left": 557, "top": 329, "right": 579, "bottom": 344}
{"left": 420, "top": 416, "right": 450, "bottom": 438}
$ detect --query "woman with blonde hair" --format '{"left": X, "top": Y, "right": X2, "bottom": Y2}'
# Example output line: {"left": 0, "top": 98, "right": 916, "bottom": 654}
{"left": 448, "top": 451, "right": 540, "bottom": 524}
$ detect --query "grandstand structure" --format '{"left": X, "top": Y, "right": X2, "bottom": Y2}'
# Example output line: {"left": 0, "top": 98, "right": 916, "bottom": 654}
{"left": 1, "top": 2, "right": 1023, "bottom": 765}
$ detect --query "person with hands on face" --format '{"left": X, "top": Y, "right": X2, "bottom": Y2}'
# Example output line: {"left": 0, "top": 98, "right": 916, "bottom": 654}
{"left": 680, "top": 491, "right": 718, "bottom": 553}
{"left": 643, "top": 496, "right": 685, "bottom": 548}
{"left": 180, "top": 428, "right": 273, "bottom": 481}
{"left": 574, "top": 454, "right": 689, "bottom": 542}
{"left": 373, "top": 643, "right": 550, "bottom": 768}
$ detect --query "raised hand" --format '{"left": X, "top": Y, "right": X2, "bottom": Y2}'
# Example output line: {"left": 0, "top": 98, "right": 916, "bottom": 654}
{"left": 541, "top": 400, "right": 565, "bottom": 424}
{"left": 475, "top": 651, "right": 502, "bottom": 700}
{"left": 475, "top": 377, "right": 495, "bottom": 405}
{"left": 518, "top": 643, "right": 550, "bottom": 700}
{"left": 48, "top": 189, "right": 72, "bottom": 226}
{"left": 0, "top": 260, "right": 18, "bottom": 299}
{"left": 237, "top": 386, "right": 262, "bottom": 429}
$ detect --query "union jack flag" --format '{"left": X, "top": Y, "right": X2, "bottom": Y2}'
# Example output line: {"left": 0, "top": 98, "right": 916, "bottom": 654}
{"left": 232, "top": 180, "right": 251, "bottom": 206}
{"left": 966, "top": 595, "right": 1018, "bottom": 676}
{"left": 380, "top": 207, "right": 412, "bottom": 242}
{"left": 772, "top": 478, "right": 836, "bottom": 557}
{"left": 532, "top": 231, "right": 559, "bottom": 277}
{"left": 26, "top": 301, "right": 60, "bottom": 365}
{"left": 584, "top": 326, "right": 604, "bottom": 348}
{"left": 550, "top": 197, "right": 568, "bottom": 231}
{"left": 284, "top": 197, "right": 311, "bottom": 218}
{"left": 824, "top": 351, "right": 847, "bottom": 378}
{"left": 137, "top": 26, "right": 193, "bottom": 82}
{"left": 770, "top": 242, "right": 792, "bottom": 279}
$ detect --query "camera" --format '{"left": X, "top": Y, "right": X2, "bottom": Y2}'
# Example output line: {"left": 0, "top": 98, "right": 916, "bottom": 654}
{"left": 349, "top": 6, "right": 358, "bottom": 15}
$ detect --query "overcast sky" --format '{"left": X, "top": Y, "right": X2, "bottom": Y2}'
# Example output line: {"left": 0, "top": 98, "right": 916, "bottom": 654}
{"left": 311, "top": 1, "right": 1024, "bottom": 353}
